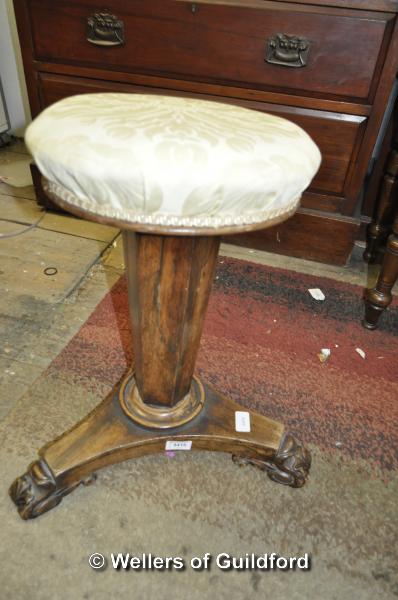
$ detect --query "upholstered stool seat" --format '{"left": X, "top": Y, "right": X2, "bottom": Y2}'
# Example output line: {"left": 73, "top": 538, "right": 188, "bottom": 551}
{"left": 25, "top": 93, "right": 320, "bottom": 233}
{"left": 10, "top": 94, "right": 320, "bottom": 519}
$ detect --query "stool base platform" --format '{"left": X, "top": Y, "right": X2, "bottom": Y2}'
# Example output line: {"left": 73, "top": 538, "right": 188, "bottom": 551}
{"left": 9, "top": 375, "right": 311, "bottom": 520}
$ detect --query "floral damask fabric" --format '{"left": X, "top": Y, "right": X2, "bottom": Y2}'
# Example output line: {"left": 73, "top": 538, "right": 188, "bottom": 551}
{"left": 25, "top": 93, "right": 321, "bottom": 231}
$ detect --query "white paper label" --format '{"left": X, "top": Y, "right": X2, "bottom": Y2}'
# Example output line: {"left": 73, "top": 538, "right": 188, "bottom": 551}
{"left": 235, "top": 411, "right": 251, "bottom": 432}
{"left": 308, "top": 288, "right": 325, "bottom": 301}
{"left": 165, "top": 440, "right": 192, "bottom": 451}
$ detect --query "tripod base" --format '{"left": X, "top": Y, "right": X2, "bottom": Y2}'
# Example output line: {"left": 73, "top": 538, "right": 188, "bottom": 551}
{"left": 9, "top": 374, "right": 311, "bottom": 520}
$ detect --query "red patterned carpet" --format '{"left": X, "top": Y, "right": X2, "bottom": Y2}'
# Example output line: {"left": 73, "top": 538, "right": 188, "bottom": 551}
{"left": 49, "top": 256, "right": 398, "bottom": 474}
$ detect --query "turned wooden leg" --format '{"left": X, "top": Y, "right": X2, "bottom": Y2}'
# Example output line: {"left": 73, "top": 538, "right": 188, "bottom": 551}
{"left": 363, "top": 215, "right": 398, "bottom": 329}
{"left": 364, "top": 103, "right": 398, "bottom": 264}
{"left": 10, "top": 233, "right": 311, "bottom": 520}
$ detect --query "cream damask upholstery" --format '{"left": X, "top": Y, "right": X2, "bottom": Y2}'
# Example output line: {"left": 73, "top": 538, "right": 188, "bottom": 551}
{"left": 25, "top": 93, "right": 321, "bottom": 233}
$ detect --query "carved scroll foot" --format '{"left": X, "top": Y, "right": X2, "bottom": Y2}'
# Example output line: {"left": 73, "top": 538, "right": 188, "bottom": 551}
{"left": 9, "top": 375, "right": 309, "bottom": 519}
{"left": 232, "top": 432, "right": 311, "bottom": 488}
{"left": 8, "top": 459, "right": 92, "bottom": 520}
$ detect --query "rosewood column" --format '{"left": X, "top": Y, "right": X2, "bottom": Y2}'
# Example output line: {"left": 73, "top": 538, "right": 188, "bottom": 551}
{"left": 121, "top": 232, "right": 219, "bottom": 427}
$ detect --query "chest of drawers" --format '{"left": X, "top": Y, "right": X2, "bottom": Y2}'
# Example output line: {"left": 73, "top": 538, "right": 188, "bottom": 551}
{"left": 14, "top": 0, "right": 398, "bottom": 264}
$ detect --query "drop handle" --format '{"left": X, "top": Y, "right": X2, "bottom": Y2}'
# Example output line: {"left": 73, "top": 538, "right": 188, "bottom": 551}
{"left": 87, "top": 12, "right": 124, "bottom": 47}
{"left": 265, "top": 34, "right": 310, "bottom": 68}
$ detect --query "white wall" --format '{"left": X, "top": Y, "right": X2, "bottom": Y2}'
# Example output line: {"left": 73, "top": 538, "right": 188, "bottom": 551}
{"left": 0, "top": 0, "right": 31, "bottom": 134}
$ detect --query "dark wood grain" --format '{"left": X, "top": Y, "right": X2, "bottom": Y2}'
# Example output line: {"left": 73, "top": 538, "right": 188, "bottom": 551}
{"left": 13, "top": 0, "right": 41, "bottom": 116}
{"left": 9, "top": 376, "right": 311, "bottom": 519}
{"left": 364, "top": 212, "right": 398, "bottom": 328}
{"left": 124, "top": 232, "right": 220, "bottom": 407}
{"left": 263, "top": 106, "right": 366, "bottom": 202}
{"left": 9, "top": 230, "right": 311, "bottom": 519}
{"left": 363, "top": 98, "right": 398, "bottom": 328}
{"left": 344, "top": 17, "right": 398, "bottom": 214}
{"left": 36, "top": 63, "right": 372, "bottom": 116}
{"left": 362, "top": 109, "right": 396, "bottom": 222}
{"left": 13, "top": 0, "right": 398, "bottom": 264}
{"left": 29, "top": 0, "right": 391, "bottom": 101}
{"left": 364, "top": 146, "right": 398, "bottom": 263}
{"left": 279, "top": 0, "right": 398, "bottom": 11}
{"left": 226, "top": 209, "right": 359, "bottom": 265}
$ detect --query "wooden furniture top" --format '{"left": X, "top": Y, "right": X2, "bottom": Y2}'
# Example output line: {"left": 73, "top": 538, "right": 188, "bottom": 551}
{"left": 13, "top": 0, "right": 398, "bottom": 264}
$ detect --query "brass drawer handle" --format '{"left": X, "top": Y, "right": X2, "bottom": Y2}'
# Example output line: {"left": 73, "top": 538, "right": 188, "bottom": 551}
{"left": 266, "top": 34, "right": 309, "bottom": 68}
{"left": 87, "top": 12, "right": 124, "bottom": 47}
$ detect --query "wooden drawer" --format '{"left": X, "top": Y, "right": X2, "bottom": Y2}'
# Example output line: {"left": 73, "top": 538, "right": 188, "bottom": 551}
{"left": 260, "top": 105, "right": 365, "bottom": 197}
{"left": 38, "top": 72, "right": 366, "bottom": 204}
{"left": 29, "top": 0, "right": 393, "bottom": 101}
